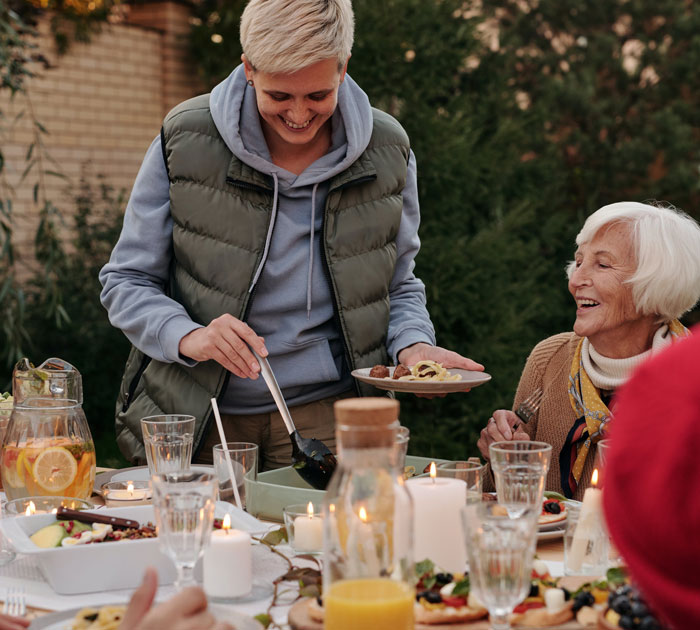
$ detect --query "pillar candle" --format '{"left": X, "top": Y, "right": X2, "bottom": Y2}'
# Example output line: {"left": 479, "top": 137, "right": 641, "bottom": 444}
{"left": 567, "top": 469, "right": 604, "bottom": 572}
{"left": 202, "top": 515, "right": 252, "bottom": 599}
{"left": 405, "top": 463, "right": 467, "bottom": 573}
{"left": 293, "top": 502, "right": 323, "bottom": 552}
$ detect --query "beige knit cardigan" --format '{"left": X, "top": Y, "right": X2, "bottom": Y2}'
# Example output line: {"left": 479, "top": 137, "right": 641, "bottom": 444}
{"left": 485, "top": 331, "right": 599, "bottom": 502}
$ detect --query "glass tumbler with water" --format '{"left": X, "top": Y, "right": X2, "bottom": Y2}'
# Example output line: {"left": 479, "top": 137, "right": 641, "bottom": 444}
{"left": 489, "top": 441, "right": 552, "bottom": 518}
{"left": 151, "top": 470, "right": 217, "bottom": 590}
{"left": 141, "top": 415, "right": 195, "bottom": 474}
{"left": 461, "top": 503, "right": 539, "bottom": 630}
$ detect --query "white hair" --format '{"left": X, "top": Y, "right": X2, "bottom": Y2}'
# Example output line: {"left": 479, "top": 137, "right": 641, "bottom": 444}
{"left": 566, "top": 201, "right": 700, "bottom": 321}
{"left": 240, "top": 0, "right": 354, "bottom": 74}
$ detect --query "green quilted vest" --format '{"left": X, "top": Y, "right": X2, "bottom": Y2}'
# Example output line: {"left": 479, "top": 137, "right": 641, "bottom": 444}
{"left": 114, "top": 94, "right": 410, "bottom": 463}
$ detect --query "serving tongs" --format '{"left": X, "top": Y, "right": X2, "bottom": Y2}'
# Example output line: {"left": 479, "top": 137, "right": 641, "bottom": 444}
{"left": 253, "top": 350, "right": 337, "bottom": 489}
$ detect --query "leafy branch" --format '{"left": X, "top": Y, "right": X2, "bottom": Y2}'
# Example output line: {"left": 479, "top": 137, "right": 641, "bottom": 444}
{"left": 253, "top": 528, "right": 322, "bottom": 629}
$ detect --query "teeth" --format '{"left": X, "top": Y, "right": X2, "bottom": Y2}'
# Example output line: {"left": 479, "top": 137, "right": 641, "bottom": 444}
{"left": 577, "top": 299, "right": 599, "bottom": 307}
{"left": 283, "top": 118, "right": 311, "bottom": 129}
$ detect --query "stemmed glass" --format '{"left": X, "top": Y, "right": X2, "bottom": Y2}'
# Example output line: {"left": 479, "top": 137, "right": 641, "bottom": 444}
{"left": 489, "top": 441, "right": 552, "bottom": 518}
{"left": 461, "top": 503, "right": 539, "bottom": 630}
{"left": 151, "top": 471, "right": 217, "bottom": 590}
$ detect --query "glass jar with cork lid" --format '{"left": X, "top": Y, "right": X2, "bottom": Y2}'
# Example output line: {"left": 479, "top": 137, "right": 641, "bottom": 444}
{"left": 322, "top": 397, "right": 414, "bottom": 630}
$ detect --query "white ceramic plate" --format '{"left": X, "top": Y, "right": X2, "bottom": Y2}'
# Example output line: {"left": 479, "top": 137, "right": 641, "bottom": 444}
{"left": 94, "top": 465, "right": 214, "bottom": 493}
{"left": 351, "top": 367, "right": 492, "bottom": 394}
{"left": 537, "top": 526, "right": 565, "bottom": 541}
{"left": 29, "top": 604, "right": 263, "bottom": 629}
{"left": 539, "top": 515, "right": 567, "bottom": 531}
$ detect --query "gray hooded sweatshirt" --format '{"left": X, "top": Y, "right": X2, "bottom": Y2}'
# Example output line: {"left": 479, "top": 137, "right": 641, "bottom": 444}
{"left": 99, "top": 65, "right": 436, "bottom": 414}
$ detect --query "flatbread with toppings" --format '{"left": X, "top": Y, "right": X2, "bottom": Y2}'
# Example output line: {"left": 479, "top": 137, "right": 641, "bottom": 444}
{"left": 510, "top": 560, "right": 575, "bottom": 627}
{"left": 539, "top": 498, "right": 567, "bottom": 526}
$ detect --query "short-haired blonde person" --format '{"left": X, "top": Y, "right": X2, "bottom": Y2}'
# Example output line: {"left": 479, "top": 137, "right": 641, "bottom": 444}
{"left": 100, "top": 0, "right": 483, "bottom": 469}
{"left": 478, "top": 202, "right": 700, "bottom": 500}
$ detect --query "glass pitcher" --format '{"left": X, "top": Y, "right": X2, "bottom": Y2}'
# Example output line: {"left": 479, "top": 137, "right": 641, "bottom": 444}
{"left": 0, "top": 358, "right": 96, "bottom": 500}
{"left": 323, "top": 397, "right": 414, "bottom": 630}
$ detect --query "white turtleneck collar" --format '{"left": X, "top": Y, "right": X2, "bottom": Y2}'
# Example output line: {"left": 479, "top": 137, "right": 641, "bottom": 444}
{"left": 581, "top": 325, "right": 671, "bottom": 390}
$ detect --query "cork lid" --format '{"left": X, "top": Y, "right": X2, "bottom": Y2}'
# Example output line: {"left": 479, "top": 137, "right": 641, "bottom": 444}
{"left": 334, "top": 397, "right": 399, "bottom": 448}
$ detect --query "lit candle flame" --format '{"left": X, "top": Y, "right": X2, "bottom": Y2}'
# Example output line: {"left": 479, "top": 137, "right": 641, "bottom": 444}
{"left": 127, "top": 482, "right": 134, "bottom": 497}
{"left": 429, "top": 461, "right": 437, "bottom": 480}
{"left": 222, "top": 513, "right": 231, "bottom": 531}
{"left": 329, "top": 503, "right": 336, "bottom": 514}
{"left": 591, "top": 468, "right": 599, "bottom": 487}
{"left": 359, "top": 506, "right": 368, "bottom": 522}
{"left": 25, "top": 501, "right": 36, "bottom": 516}
{"left": 51, "top": 508, "right": 58, "bottom": 514}
{"left": 307, "top": 501, "right": 314, "bottom": 519}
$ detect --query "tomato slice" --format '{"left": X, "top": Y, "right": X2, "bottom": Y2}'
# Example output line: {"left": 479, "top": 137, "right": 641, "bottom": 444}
{"left": 441, "top": 595, "right": 467, "bottom": 608}
{"left": 513, "top": 601, "right": 545, "bottom": 614}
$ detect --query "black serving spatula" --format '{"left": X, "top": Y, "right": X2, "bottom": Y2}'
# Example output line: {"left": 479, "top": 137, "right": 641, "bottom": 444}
{"left": 253, "top": 350, "right": 337, "bottom": 490}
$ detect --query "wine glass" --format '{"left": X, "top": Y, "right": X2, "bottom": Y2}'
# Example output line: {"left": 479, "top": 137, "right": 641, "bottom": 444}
{"left": 489, "top": 441, "right": 552, "bottom": 518}
{"left": 461, "top": 503, "right": 539, "bottom": 630}
{"left": 151, "top": 470, "right": 217, "bottom": 590}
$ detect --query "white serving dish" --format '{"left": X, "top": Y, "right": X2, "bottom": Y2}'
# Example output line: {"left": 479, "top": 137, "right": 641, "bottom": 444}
{"left": 0, "top": 502, "right": 265, "bottom": 595}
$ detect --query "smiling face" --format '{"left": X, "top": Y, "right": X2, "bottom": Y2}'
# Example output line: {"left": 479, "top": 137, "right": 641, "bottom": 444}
{"left": 243, "top": 56, "right": 347, "bottom": 160}
{"left": 568, "top": 222, "right": 657, "bottom": 357}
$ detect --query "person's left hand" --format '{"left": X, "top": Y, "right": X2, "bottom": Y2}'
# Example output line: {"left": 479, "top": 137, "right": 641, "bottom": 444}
{"left": 121, "top": 568, "right": 233, "bottom": 630}
{"left": 397, "top": 343, "right": 484, "bottom": 398}
{"left": 0, "top": 613, "right": 30, "bottom": 630}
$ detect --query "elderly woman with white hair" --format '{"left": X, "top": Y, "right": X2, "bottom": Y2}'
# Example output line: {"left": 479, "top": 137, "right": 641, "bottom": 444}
{"left": 478, "top": 202, "right": 700, "bottom": 500}
{"left": 99, "top": 0, "right": 482, "bottom": 469}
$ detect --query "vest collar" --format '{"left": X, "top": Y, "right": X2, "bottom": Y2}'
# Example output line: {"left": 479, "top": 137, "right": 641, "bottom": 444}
{"left": 225, "top": 152, "right": 378, "bottom": 194}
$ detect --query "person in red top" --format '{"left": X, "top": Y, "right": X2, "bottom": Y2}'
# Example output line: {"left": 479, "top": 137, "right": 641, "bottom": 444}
{"left": 603, "top": 324, "right": 700, "bottom": 629}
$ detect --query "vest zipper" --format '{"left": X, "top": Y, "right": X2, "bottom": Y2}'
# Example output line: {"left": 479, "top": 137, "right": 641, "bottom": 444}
{"left": 121, "top": 354, "right": 152, "bottom": 413}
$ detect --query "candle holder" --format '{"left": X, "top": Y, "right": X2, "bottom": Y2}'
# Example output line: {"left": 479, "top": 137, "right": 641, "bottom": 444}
{"left": 3, "top": 496, "right": 93, "bottom": 516}
{"left": 101, "top": 481, "right": 152, "bottom": 507}
{"left": 564, "top": 502, "right": 609, "bottom": 576}
{"left": 283, "top": 502, "right": 324, "bottom": 554}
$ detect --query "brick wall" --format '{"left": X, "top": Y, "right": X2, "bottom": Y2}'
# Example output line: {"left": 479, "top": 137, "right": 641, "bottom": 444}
{"left": 0, "top": 3, "right": 203, "bottom": 255}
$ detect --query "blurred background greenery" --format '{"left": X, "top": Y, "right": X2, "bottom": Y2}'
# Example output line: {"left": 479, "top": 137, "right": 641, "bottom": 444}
{"left": 2, "top": 0, "right": 699, "bottom": 467}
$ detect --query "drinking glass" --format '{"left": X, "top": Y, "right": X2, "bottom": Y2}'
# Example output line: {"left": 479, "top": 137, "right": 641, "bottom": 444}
{"left": 141, "top": 415, "right": 195, "bottom": 475}
{"left": 461, "top": 503, "right": 539, "bottom": 630}
{"left": 151, "top": 470, "right": 217, "bottom": 590}
{"left": 394, "top": 426, "right": 410, "bottom": 470}
{"left": 489, "top": 441, "right": 552, "bottom": 518}
{"left": 212, "top": 442, "right": 258, "bottom": 510}
{"left": 436, "top": 460, "right": 484, "bottom": 504}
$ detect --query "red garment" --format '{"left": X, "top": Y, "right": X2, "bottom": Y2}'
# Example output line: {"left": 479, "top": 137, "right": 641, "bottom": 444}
{"left": 603, "top": 326, "right": 700, "bottom": 630}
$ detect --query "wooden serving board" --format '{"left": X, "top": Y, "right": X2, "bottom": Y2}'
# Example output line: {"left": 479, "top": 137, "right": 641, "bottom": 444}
{"left": 287, "top": 598, "right": 583, "bottom": 630}
{"left": 288, "top": 578, "right": 590, "bottom": 630}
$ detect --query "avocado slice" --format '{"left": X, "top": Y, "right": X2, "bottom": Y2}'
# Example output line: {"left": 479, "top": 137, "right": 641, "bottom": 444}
{"left": 30, "top": 524, "right": 69, "bottom": 548}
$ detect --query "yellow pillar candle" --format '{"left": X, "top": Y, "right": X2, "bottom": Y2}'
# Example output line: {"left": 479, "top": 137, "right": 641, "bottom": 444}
{"left": 324, "top": 578, "right": 413, "bottom": 630}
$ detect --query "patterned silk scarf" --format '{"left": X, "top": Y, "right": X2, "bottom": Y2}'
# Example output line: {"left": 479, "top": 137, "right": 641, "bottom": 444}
{"left": 560, "top": 320, "right": 690, "bottom": 497}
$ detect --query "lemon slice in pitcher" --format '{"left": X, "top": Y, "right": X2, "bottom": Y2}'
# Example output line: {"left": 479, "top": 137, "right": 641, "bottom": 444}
{"left": 32, "top": 447, "right": 77, "bottom": 493}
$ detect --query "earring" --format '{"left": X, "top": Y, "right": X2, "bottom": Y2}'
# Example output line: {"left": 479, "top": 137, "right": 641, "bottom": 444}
{"left": 247, "top": 79, "right": 254, "bottom": 87}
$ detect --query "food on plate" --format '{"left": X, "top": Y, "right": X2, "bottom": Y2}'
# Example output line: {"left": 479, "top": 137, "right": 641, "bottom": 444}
{"left": 30, "top": 520, "right": 92, "bottom": 548}
{"left": 392, "top": 364, "right": 412, "bottom": 379}
{"left": 413, "top": 558, "right": 488, "bottom": 624}
{"left": 369, "top": 365, "right": 390, "bottom": 378}
{"left": 598, "top": 578, "right": 667, "bottom": 629}
{"left": 539, "top": 497, "right": 567, "bottom": 525}
{"left": 395, "top": 360, "right": 461, "bottom": 382}
{"left": 567, "top": 567, "right": 641, "bottom": 627}
{"left": 1, "top": 437, "right": 96, "bottom": 498}
{"left": 30, "top": 519, "right": 156, "bottom": 548}
{"left": 509, "top": 559, "right": 574, "bottom": 626}
{"left": 70, "top": 605, "right": 126, "bottom": 630}
{"left": 308, "top": 558, "right": 488, "bottom": 625}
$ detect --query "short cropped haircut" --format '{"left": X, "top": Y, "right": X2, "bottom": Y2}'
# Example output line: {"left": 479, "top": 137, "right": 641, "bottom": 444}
{"left": 566, "top": 201, "right": 700, "bottom": 322}
{"left": 240, "top": 0, "right": 354, "bottom": 74}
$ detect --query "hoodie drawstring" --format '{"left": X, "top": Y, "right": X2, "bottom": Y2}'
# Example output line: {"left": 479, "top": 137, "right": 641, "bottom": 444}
{"left": 248, "top": 172, "right": 279, "bottom": 293}
{"left": 307, "top": 182, "right": 319, "bottom": 318}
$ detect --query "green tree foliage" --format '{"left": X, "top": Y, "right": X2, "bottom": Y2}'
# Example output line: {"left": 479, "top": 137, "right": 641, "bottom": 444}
{"left": 188, "top": 0, "right": 700, "bottom": 459}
